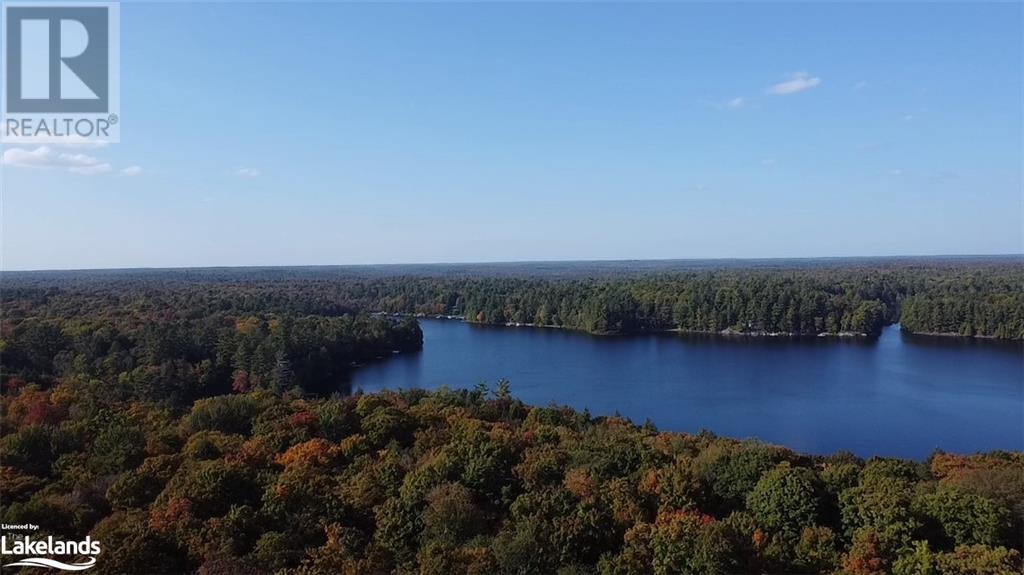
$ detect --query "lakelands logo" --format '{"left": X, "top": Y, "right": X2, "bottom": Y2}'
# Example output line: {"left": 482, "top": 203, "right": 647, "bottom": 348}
{"left": 1, "top": 535, "right": 100, "bottom": 571}
{"left": 2, "top": 1, "right": 120, "bottom": 142}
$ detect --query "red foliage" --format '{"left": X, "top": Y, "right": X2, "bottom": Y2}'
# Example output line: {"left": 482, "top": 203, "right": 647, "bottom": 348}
{"left": 655, "top": 509, "right": 715, "bottom": 527}
{"left": 149, "top": 497, "right": 193, "bottom": 533}
{"left": 23, "top": 399, "right": 63, "bottom": 426}
{"left": 4, "top": 378, "right": 27, "bottom": 393}
{"left": 5, "top": 387, "right": 66, "bottom": 428}
{"left": 231, "top": 371, "right": 250, "bottom": 393}
{"left": 288, "top": 410, "right": 319, "bottom": 429}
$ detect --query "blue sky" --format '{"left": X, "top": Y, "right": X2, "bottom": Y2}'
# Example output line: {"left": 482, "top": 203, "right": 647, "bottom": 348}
{"left": 2, "top": 1, "right": 1021, "bottom": 270}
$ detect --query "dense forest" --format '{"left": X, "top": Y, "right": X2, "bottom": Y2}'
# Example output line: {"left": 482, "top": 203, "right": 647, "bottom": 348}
{"left": 0, "top": 305, "right": 423, "bottom": 401}
{"left": 1, "top": 382, "right": 1021, "bottom": 574}
{"left": 2, "top": 257, "right": 1022, "bottom": 338}
{"left": 1, "top": 259, "right": 1022, "bottom": 573}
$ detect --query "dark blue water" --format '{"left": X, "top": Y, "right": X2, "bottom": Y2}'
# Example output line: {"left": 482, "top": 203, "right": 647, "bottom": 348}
{"left": 349, "top": 320, "right": 1023, "bottom": 459}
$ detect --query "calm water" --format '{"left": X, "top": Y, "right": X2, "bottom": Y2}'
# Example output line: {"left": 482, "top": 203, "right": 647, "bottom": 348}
{"left": 348, "top": 320, "right": 1023, "bottom": 459}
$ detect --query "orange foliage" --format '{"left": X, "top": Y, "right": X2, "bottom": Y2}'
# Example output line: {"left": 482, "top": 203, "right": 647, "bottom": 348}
{"left": 842, "top": 531, "right": 887, "bottom": 575}
{"left": 5, "top": 387, "right": 66, "bottom": 428}
{"left": 234, "top": 317, "right": 261, "bottom": 334}
{"left": 639, "top": 469, "right": 659, "bottom": 495}
{"left": 150, "top": 497, "right": 193, "bottom": 533}
{"left": 655, "top": 509, "right": 715, "bottom": 527}
{"left": 931, "top": 452, "right": 1022, "bottom": 479}
{"left": 563, "top": 468, "right": 598, "bottom": 500}
{"left": 226, "top": 437, "right": 275, "bottom": 467}
{"left": 275, "top": 438, "right": 341, "bottom": 469}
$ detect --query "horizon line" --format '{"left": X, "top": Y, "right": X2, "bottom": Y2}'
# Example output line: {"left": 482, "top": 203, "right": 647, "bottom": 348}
{"left": 2, "top": 252, "right": 1021, "bottom": 274}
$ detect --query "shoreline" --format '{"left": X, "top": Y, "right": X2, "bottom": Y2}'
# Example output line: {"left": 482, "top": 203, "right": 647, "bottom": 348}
{"left": 380, "top": 312, "right": 1018, "bottom": 341}
{"left": 901, "top": 329, "right": 1004, "bottom": 340}
{"left": 385, "top": 312, "right": 870, "bottom": 338}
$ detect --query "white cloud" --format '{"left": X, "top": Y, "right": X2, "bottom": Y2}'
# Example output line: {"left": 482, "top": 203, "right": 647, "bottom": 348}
{"left": 70, "top": 163, "right": 113, "bottom": 175}
{"left": 1, "top": 146, "right": 125, "bottom": 176}
{"left": 2, "top": 146, "right": 102, "bottom": 170}
{"left": 767, "top": 72, "right": 821, "bottom": 95}
{"left": 2, "top": 146, "right": 60, "bottom": 168}
{"left": 234, "top": 167, "right": 262, "bottom": 177}
{"left": 120, "top": 165, "right": 143, "bottom": 176}
{"left": 59, "top": 152, "right": 104, "bottom": 167}
{"left": 703, "top": 97, "right": 752, "bottom": 111}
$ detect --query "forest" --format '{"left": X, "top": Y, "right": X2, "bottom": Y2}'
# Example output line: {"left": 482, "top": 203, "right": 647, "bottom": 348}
{"left": 1, "top": 380, "right": 1022, "bottom": 574}
{"left": 3, "top": 257, "right": 1022, "bottom": 338}
{"left": 0, "top": 258, "right": 1022, "bottom": 574}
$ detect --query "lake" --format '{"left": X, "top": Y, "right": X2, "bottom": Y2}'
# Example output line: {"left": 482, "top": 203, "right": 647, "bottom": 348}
{"left": 348, "top": 320, "right": 1023, "bottom": 459}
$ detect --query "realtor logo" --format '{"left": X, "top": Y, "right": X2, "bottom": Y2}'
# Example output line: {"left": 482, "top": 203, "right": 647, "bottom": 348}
{"left": 6, "top": 5, "right": 109, "bottom": 112}
{"left": 2, "top": 1, "right": 120, "bottom": 142}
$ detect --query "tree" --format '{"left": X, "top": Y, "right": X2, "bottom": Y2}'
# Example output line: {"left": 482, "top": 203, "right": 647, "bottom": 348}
{"left": 422, "top": 483, "right": 485, "bottom": 547}
{"left": 270, "top": 351, "right": 294, "bottom": 392}
{"left": 914, "top": 487, "right": 1011, "bottom": 547}
{"left": 745, "top": 463, "right": 822, "bottom": 539}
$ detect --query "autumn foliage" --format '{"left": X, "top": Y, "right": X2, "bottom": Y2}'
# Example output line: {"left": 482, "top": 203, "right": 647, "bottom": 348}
{"left": 0, "top": 380, "right": 1021, "bottom": 575}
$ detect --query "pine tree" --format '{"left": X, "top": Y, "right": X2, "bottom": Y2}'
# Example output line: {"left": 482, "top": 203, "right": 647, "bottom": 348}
{"left": 271, "top": 350, "right": 295, "bottom": 392}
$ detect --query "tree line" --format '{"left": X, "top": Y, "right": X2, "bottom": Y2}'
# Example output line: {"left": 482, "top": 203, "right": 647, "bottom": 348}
{"left": 3, "top": 258, "right": 1021, "bottom": 338}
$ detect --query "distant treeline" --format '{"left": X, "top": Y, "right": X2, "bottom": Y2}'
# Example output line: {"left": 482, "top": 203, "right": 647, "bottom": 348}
{"left": 3, "top": 258, "right": 1021, "bottom": 338}
{"left": 900, "top": 292, "right": 1024, "bottom": 339}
